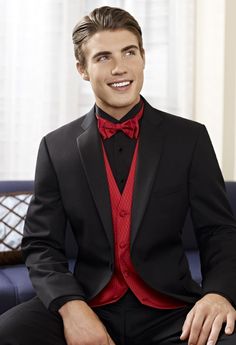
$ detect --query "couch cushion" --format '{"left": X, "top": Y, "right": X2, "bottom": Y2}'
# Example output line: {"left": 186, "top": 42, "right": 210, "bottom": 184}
{"left": 0, "top": 265, "right": 35, "bottom": 314}
{"left": 185, "top": 250, "right": 201, "bottom": 284}
{"left": 0, "top": 259, "right": 76, "bottom": 314}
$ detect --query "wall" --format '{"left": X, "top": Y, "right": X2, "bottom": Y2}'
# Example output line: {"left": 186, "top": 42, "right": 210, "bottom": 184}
{"left": 194, "top": 0, "right": 236, "bottom": 180}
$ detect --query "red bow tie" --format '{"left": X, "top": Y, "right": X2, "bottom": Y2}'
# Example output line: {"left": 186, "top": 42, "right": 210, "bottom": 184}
{"left": 97, "top": 104, "right": 144, "bottom": 140}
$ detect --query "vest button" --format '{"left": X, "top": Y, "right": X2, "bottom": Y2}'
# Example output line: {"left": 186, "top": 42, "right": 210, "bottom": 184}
{"left": 119, "top": 242, "right": 126, "bottom": 249}
{"left": 119, "top": 210, "right": 127, "bottom": 217}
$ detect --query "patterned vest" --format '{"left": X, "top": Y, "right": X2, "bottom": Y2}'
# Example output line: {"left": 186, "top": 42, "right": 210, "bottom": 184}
{"left": 89, "top": 140, "right": 185, "bottom": 309}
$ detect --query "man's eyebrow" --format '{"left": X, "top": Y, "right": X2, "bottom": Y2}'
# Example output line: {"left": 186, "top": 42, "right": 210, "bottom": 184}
{"left": 92, "top": 45, "right": 139, "bottom": 60}
{"left": 92, "top": 51, "right": 111, "bottom": 60}
{"left": 121, "top": 44, "right": 139, "bottom": 52}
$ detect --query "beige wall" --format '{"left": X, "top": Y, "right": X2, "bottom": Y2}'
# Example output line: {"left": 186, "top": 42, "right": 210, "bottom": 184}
{"left": 223, "top": 0, "right": 236, "bottom": 180}
{"left": 194, "top": 0, "right": 236, "bottom": 180}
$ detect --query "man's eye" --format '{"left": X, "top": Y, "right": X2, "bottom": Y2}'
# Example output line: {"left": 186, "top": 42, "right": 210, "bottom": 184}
{"left": 97, "top": 56, "right": 109, "bottom": 62}
{"left": 125, "top": 50, "right": 136, "bottom": 56}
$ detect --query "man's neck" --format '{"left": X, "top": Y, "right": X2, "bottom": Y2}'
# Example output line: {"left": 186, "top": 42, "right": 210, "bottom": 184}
{"left": 96, "top": 98, "right": 143, "bottom": 123}
{"left": 96, "top": 96, "right": 141, "bottom": 121}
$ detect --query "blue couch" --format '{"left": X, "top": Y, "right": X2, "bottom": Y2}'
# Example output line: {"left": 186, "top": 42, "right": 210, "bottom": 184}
{"left": 0, "top": 180, "right": 236, "bottom": 314}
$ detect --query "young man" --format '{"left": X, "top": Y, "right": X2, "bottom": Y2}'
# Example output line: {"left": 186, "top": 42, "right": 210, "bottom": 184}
{"left": 1, "top": 6, "right": 236, "bottom": 345}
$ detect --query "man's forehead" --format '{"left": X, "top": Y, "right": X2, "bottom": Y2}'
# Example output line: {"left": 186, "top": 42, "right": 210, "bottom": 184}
{"left": 84, "top": 29, "right": 139, "bottom": 54}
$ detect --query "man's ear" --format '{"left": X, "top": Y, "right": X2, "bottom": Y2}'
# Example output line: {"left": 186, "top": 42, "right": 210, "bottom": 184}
{"left": 76, "top": 62, "right": 90, "bottom": 81}
{"left": 142, "top": 49, "right": 146, "bottom": 69}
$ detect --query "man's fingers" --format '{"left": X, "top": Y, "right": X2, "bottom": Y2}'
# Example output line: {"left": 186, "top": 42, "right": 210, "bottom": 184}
{"left": 180, "top": 295, "right": 236, "bottom": 345}
{"left": 192, "top": 314, "right": 222, "bottom": 345}
{"left": 180, "top": 310, "right": 194, "bottom": 340}
{"left": 186, "top": 312, "right": 207, "bottom": 345}
{"left": 204, "top": 315, "right": 223, "bottom": 345}
{"left": 225, "top": 312, "right": 236, "bottom": 335}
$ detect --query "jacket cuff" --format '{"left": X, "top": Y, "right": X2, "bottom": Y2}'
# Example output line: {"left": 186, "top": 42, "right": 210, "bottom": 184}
{"left": 49, "top": 295, "right": 86, "bottom": 312}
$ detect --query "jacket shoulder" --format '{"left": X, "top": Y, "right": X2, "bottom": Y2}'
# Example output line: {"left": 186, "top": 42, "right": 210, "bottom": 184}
{"left": 38, "top": 109, "right": 93, "bottom": 159}
{"left": 154, "top": 108, "right": 204, "bottom": 131}
{"left": 45, "top": 113, "right": 88, "bottom": 143}
{"left": 143, "top": 98, "right": 204, "bottom": 132}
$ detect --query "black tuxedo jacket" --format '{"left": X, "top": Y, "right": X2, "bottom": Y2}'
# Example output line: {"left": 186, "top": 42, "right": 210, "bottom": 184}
{"left": 22, "top": 98, "right": 236, "bottom": 309}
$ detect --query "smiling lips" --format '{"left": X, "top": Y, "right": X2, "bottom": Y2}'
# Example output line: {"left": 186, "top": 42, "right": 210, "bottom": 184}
{"left": 108, "top": 80, "right": 133, "bottom": 90}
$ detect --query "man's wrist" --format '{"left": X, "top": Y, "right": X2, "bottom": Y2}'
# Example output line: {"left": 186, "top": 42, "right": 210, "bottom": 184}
{"left": 49, "top": 295, "right": 86, "bottom": 312}
{"left": 203, "top": 291, "right": 234, "bottom": 307}
{"left": 58, "top": 299, "right": 88, "bottom": 318}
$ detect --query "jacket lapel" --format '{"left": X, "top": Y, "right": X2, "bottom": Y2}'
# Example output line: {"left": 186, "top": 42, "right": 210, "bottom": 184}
{"left": 76, "top": 101, "right": 165, "bottom": 250}
{"left": 76, "top": 108, "right": 114, "bottom": 247}
{"left": 131, "top": 101, "right": 164, "bottom": 248}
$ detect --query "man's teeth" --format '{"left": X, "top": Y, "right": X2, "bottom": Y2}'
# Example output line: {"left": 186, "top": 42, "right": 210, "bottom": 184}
{"left": 110, "top": 81, "right": 131, "bottom": 88}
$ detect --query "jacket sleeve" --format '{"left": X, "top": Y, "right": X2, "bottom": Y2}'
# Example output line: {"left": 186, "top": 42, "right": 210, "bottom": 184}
{"left": 189, "top": 125, "right": 236, "bottom": 305}
{"left": 22, "top": 137, "right": 86, "bottom": 309}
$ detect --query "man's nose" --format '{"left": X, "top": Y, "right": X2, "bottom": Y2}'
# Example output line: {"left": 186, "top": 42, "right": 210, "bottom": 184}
{"left": 111, "top": 58, "right": 127, "bottom": 75}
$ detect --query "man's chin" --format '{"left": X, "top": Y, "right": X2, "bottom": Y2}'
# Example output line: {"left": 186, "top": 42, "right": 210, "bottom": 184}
{"left": 109, "top": 93, "right": 139, "bottom": 108}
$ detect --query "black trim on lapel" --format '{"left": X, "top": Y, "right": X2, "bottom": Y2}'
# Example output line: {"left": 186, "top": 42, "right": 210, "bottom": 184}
{"left": 131, "top": 101, "right": 164, "bottom": 249}
{"left": 77, "top": 108, "right": 114, "bottom": 247}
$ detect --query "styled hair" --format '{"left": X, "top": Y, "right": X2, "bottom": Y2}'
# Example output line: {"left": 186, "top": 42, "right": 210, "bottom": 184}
{"left": 72, "top": 6, "right": 143, "bottom": 68}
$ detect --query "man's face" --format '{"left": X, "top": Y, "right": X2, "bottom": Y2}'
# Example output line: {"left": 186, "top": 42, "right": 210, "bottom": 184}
{"left": 77, "top": 29, "right": 145, "bottom": 118}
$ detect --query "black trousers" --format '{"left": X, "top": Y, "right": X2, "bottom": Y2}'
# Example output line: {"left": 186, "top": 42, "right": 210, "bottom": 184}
{"left": 0, "top": 290, "right": 236, "bottom": 345}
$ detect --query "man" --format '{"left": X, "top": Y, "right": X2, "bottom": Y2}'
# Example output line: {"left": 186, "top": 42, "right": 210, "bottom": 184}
{"left": 1, "top": 6, "right": 236, "bottom": 345}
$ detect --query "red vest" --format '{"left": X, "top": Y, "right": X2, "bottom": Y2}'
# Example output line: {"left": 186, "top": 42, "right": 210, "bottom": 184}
{"left": 88, "top": 140, "right": 185, "bottom": 309}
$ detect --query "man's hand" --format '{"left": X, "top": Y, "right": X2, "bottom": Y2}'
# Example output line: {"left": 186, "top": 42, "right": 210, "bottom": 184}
{"left": 59, "top": 300, "right": 116, "bottom": 345}
{"left": 180, "top": 293, "right": 236, "bottom": 345}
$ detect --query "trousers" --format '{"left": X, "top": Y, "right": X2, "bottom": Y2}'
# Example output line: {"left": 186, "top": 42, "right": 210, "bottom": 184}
{"left": 0, "top": 289, "right": 236, "bottom": 345}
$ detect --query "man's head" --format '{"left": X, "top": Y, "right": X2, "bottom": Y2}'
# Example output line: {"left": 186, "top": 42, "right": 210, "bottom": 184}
{"left": 72, "top": 6, "right": 145, "bottom": 118}
{"left": 72, "top": 6, "right": 144, "bottom": 69}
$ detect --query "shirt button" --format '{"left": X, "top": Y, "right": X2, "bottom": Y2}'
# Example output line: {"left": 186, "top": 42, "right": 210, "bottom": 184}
{"left": 119, "top": 147, "right": 123, "bottom": 152}
{"left": 119, "top": 210, "right": 127, "bottom": 217}
{"left": 119, "top": 242, "right": 126, "bottom": 249}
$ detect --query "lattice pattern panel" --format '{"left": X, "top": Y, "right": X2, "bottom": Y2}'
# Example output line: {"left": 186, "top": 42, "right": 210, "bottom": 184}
{"left": 0, "top": 193, "right": 32, "bottom": 252}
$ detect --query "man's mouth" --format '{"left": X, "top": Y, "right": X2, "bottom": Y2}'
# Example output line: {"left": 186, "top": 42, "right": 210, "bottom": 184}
{"left": 108, "top": 80, "right": 133, "bottom": 89}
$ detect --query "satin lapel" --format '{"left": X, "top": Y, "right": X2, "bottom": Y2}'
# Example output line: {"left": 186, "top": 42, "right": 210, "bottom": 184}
{"left": 131, "top": 104, "right": 164, "bottom": 249}
{"left": 76, "top": 110, "right": 113, "bottom": 247}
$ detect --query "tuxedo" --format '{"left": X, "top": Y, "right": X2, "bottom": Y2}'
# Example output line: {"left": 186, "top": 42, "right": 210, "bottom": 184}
{"left": 22, "top": 97, "right": 236, "bottom": 310}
